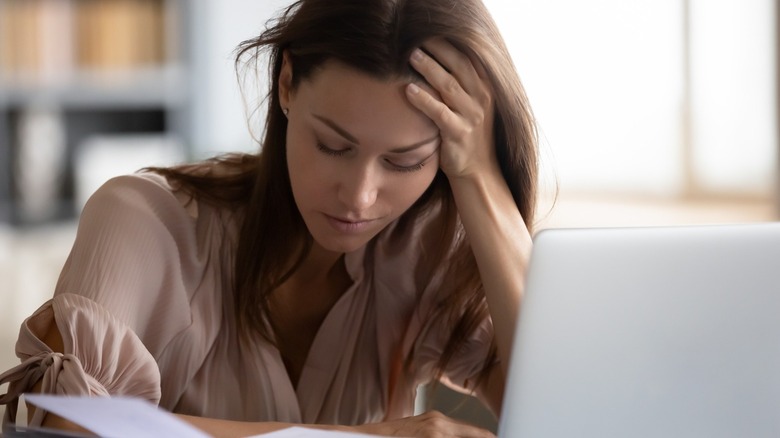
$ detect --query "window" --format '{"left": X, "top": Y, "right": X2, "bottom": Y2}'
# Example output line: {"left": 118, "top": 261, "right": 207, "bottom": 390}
{"left": 486, "top": 0, "right": 777, "bottom": 199}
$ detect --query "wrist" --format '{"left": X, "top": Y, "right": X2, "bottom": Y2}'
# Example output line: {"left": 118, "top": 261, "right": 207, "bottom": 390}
{"left": 446, "top": 160, "right": 504, "bottom": 198}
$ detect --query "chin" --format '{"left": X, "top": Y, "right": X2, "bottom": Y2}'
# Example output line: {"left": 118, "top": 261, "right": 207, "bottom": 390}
{"left": 314, "top": 236, "right": 371, "bottom": 254}
{"left": 310, "top": 223, "right": 382, "bottom": 254}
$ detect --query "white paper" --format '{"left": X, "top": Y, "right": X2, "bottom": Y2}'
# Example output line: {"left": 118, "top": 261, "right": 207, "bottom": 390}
{"left": 248, "top": 427, "right": 394, "bottom": 437}
{"left": 24, "top": 394, "right": 212, "bottom": 438}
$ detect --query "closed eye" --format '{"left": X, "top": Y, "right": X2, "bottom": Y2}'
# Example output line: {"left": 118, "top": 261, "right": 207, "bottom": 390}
{"left": 385, "top": 149, "right": 437, "bottom": 173}
{"left": 317, "top": 140, "right": 436, "bottom": 173}
{"left": 316, "top": 142, "right": 349, "bottom": 157}
{"left": 387, "top": 160, "right": 427, "bottom": 173}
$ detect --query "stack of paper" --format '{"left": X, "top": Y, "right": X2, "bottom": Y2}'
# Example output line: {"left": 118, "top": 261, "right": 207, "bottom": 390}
{"left": 18, "top": 395, "right": 393, "bottom": 438}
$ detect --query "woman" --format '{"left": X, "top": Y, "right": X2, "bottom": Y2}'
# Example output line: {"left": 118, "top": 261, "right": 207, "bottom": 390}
{"left": 0, "top": 0, "right": 537, "bottom": 436}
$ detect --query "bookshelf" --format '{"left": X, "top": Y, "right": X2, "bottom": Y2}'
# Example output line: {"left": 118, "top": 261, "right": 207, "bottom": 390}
{"left": 0, "top": 0, "right": 194, "bottom": 226}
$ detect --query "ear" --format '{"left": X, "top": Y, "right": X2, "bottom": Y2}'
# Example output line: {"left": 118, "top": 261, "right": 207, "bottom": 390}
{"left": 278, "top": 50, "right": 293, "bottom": 111}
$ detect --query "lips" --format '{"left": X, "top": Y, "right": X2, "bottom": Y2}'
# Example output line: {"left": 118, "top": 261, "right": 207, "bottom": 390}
{"left": 324, "top": 214, "right": 377, "bottom": 234}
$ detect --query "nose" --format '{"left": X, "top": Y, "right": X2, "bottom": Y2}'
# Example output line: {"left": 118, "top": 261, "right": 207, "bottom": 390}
{"left": 337, "top": 163, "right": 379, "bottom": 213}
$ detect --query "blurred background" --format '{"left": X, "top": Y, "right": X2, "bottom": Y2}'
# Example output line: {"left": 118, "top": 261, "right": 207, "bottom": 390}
{"left": 0, "top": 0, "right": 776, "bottom": 430}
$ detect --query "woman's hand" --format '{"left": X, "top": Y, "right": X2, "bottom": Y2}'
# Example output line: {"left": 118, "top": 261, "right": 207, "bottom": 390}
{"left": 405, "top": 38, "right": 497, "bottom": 181}
{"left": 178, "top": 410, "right": 495, "bottom": 438}
{"left": 353, "top": 410, "right": 495, "bottom": 438}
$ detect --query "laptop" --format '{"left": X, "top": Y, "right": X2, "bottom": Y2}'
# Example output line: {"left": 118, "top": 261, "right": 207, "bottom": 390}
{"left": 498, "top": 223, "right": 780, "bottom": 438}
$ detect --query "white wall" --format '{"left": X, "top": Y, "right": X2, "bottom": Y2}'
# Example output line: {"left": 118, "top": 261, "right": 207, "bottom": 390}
{"left": 191, "top": 0, "right": 294, "bottom": 158}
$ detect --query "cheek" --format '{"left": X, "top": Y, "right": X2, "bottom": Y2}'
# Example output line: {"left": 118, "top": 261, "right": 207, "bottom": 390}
{"left": 286, "top": 137, "right": 324, "bottom": 206}
{"left": 390, "top": 162, "right": 440, "bottom": 210}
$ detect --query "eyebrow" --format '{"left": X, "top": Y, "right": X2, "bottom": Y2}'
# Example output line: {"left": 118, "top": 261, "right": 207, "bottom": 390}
{"left": 313, "top": 114, "right": 439, "bottom": 153}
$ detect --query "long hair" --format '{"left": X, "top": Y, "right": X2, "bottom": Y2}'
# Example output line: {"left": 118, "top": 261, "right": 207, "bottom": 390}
{"left": 152, "top": 0, "right": 537, "bottom": 393}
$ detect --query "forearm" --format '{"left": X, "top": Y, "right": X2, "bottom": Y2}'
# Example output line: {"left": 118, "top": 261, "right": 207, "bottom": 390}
{"left": 449, "top": 165, "right": 533, "bottom": 386}
{"left": 176, "top": 414, "right": 354, "bottom": 438}
{"left": 176, "top": 414, "right": 287, "bottom": 437}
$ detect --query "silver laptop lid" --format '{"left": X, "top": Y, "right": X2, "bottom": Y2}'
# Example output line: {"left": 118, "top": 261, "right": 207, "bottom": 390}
{"left": 499, "top": 223, "right": 780, "bottom": 438}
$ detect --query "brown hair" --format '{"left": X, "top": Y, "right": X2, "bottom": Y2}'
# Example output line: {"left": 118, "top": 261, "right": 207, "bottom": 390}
{"left": 151, "top": 0, "right": 537, "bottom": 392}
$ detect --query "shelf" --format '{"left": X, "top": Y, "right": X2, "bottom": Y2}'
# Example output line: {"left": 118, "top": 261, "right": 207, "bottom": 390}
{"left": 0, "top": 0, "right": 194, "bottom": 226}
{"left": 0, "top": 66, "right": 188, "bottom": 110}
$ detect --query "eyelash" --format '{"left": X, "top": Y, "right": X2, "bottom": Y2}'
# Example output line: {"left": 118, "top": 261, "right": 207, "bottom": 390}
{"left": 316, "top": 143, "right": 348, "bottom": 157}
{"left": 394, "top": 161, "right": 427, "bottom": 173}
{"left": 316, "top": 143, "right": 427, "bottom": 173}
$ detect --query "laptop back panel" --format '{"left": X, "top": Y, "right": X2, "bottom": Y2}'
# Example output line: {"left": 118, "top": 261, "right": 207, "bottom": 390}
{"left": 499, "top": 224, "right": 780, "bottom": 438}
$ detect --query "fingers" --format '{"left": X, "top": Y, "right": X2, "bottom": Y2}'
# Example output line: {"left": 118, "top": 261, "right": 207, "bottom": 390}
{"left": 406, "top": 38, "right": 496, "bottom": 178}
{"left": 421, "top": 38, "right": 484, "bottom": 97}
{"left": 353, "top": 410, "right": 496, "bottom": 437}
{"left": 409, "top": 48, "right": 470, "bottom": 119}
{"left": 409, "top": 39, "right": 492, "bottom": 113}
{"left": 413, "top": 410, "right": 496, "bottom": 438}
{"left": 407, "top": 40, "right": 491, "bottom": 125}
{"left": 406, "top": 82, "right": 461, "bottom": 134}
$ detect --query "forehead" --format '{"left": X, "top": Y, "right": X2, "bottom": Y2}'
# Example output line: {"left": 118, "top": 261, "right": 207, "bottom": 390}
{"left": 294, "top": 61, "right": 438, "bottom": 146}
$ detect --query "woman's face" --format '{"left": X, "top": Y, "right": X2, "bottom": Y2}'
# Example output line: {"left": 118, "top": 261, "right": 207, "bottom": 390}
{"left": 280, "top": 58, "right": 440, "bottom": 254}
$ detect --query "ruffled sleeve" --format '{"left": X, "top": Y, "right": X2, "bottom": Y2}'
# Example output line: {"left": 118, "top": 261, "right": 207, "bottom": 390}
{"left": 0, "top": 294, "right": 160, "bottom": 426}
{"left": 0, "top": 173, "right": 202, "bottom": 426}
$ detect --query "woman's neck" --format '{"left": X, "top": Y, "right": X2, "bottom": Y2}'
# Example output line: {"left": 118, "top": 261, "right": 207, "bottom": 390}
{"left": 290, "top": 242, "right": 346, "bottom": 289}
{"left": 268, "top": 242, "right": 352, "bottom": 389}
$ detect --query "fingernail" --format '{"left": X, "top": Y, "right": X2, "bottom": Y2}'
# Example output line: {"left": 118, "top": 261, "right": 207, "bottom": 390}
{"left": 407, "top": 83, "right": 420, "bottom": 94}
{"left": 411, "top": 49, "right": 424, "bottom": 62}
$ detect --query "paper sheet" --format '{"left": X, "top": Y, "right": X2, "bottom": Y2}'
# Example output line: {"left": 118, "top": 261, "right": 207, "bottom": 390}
{"left": 248, "top": 427, "right": 394, "bottom": 437}
{"left": 24, "top": 394, "right": 211, "bottom": 438}
{"left": 24, "top": 395, "right": 393, "bottom": 438}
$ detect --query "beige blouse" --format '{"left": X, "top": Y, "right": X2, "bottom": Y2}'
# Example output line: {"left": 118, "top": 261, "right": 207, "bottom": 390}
{"left": 0, "top": 172, "right": 494, "bottom": 427}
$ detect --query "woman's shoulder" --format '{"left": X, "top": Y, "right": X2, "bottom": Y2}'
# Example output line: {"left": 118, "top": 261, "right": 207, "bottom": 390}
{"left": 64, "top": 171, "right": 231, "bottom": 348}
{"left": 78, "top": 170, "right": 236, "bottom": 267}
{"left": 74, "top": 171, "right": 209, "bottom": 279}
{"left": 89, "top": 171, "right": 197, "bottom": 218}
